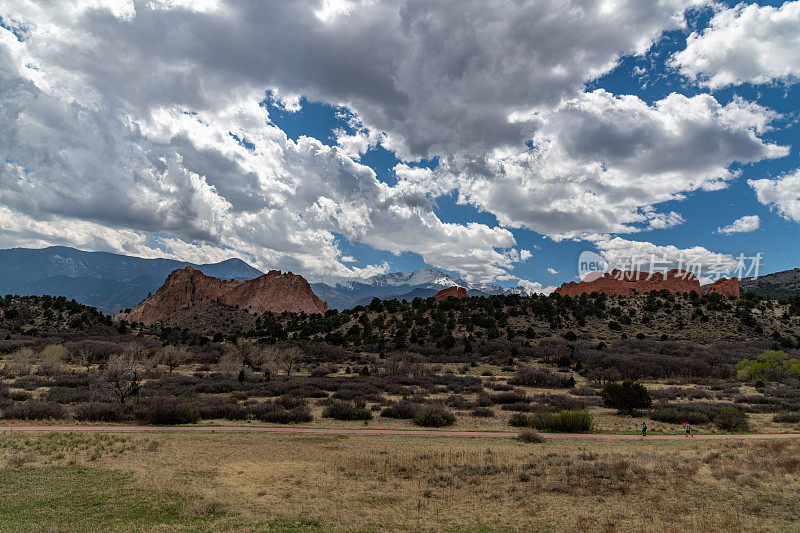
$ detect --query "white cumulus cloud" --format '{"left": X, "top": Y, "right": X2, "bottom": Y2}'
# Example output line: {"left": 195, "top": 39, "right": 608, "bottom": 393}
{"left": 749, "top": 169, "right": 800, "bottom": 223}
{"left": 673, "top": 1, "right": 800, "bottom": 88}
{"left": 717, "top": 215, "right": 760, "bottom": 234}
{"left": 590, "top": 236, "right": 739, "bottom": 278}
{"left": 409, "top": 90, "right": 787, "bottom": 239}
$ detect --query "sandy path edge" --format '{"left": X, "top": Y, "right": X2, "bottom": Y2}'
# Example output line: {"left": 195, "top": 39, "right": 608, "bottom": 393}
{"left": 2, "top": 425, "right": 799, "bottom": 440}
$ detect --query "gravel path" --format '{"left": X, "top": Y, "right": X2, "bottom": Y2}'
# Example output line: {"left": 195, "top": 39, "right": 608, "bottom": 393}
{"left": 2, "top": 425, "right": 800, "bottom": 440}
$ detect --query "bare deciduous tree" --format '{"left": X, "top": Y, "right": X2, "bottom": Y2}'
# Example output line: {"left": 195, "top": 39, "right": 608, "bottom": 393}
{"left": 588, "top": 368, "right": 622, "bottom": 388}
{"left": 74, "top": 348, "right": 97, "bottom": 372}
{"left": 157, "top": 345, "right": 190, "bottom": 373}
{"left": 263, "top": 345, "right": 302, "bottom": 377}
{"left": 123, "top": 342, "right": 149, "bottom": 361}
{"left": 217, "top": 347, "right": 243, "bottom": 377}
{"left": 38, "top": 344, "right": 68, "bottom": 376}
{"left": 104, "top": 353, "right": 141, "bottom": 404}
{"left": 5, "top": 348, "right": 35, "bottom": 377}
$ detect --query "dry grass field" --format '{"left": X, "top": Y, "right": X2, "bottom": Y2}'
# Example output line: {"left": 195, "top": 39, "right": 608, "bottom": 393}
{"left": 1, "top": 431, "right": 800, "bottom": 532}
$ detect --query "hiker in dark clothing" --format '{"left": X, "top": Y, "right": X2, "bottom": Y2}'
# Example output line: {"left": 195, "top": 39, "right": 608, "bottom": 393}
{"left": 642, "top": 422, "right": 647, "bottom": 437}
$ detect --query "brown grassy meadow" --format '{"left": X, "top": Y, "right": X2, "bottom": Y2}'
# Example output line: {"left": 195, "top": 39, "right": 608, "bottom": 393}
{"left": 1, "top": 431, "right": 799, "bottom": 531}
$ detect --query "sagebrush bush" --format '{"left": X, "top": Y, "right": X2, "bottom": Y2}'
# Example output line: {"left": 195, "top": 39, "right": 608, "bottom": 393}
{"left": 322, "top": 400, "right": 372, "bottom": 421}
{"left": 713, "top": 407, "right": 749, "bottom": 431}
{"left": 470, "top": 407, "right": 495, "bottom": 417}
{"left": 534, "top": 393, "right": 596, "bottom": 410}
{"left": 9, "top": 390, "right": 32, "bottom": 402}
{"left": 53, "top": 373, "right": 96, "bottom": 388}
{"left": 517, "top": 428, "right": 544, "bottom": 443}
{"left": 510, "top": 410, "right": 593, "bottom": 433}
{"left": 510, "top": 366, "right": 575, "bottom": 388}
{"left": 532, "top": 410, "right": 593, "bottom": 432}
{"left": 73, "top": 402, "right": 127, "bottom": 422}
{"left": 380, "top": 399, "right": 417, "bottom": 419}
{"left": 332, "top": 386, "right": 383, "bottom": 403}
{"left": 488, "top": 390, "right": 529, "bottom": 404}
{"left": 651, "top": 406, "right": 710, "bottom": 425}
{"left": 773, "top": 412, "right": 800, "bottom": 423}
{"left": 136, "top": 397, "right": 200, "bottom": 425}
{"left": 46, "top": 386, "right": 99, "bottom": 404}
{"left": 413, "top": 404, "right": 456, "bottom": 427}
{"left": 2, "top": 401, "right": 67, "bottom": 420}
{"left": 192, "top": 396, "right": 247, "bottom": 421}
{"left": 11, "top": 375, "right": 49, "bottom": 391}
{"left": 649, "top": 387, "right": 682, "bottom": 401}
{"left": 569, "top": 386, "right": 597, "bottom": 397}
{"left": 447, "top": 394, "right": 477, "bottom": 410}
{"left": 310, "top": 365, "right": 338, "bottom": 378}
{"left": 650, "top": 400, "right": 747, "bottom": 426}
{"left": 509, "top": 412, "right": 530, "bottom": 427}
{"left": 601, "top": 381, "right": 652, "bottom": 414}
{"left": 499, "top": 402, "right": 533, "bottom": 412}
{"left": 248, "top": 399, "right": 313, "bottom": 423}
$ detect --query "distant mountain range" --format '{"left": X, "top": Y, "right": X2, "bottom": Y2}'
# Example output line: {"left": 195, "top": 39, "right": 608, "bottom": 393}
{"left": 0, "top": 247, "right": 532, "bottom": 313}
{"left": 310, "top": 267, "right": 532, "bottom": 310}
{"left": 2, "top": 246, "right": 796, "bottom": 315}
{"left": 0, "top": 247, "right": 263, "bottom": 314}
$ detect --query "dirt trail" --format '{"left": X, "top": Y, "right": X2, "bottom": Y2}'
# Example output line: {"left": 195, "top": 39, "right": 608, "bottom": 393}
{"left": 2, "top": 425, "right": 800, "bottom": 440}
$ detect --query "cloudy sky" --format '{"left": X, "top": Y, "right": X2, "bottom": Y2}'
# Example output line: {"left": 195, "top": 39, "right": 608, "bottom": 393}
{"left": 1, "top": 0, "right": 798, "bottom": 290}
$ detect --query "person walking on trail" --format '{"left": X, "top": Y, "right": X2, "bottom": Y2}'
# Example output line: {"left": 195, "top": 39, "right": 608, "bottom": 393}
{"left": 685, "top": 422, "right": 692, "bottom": 437}
{"left": 641, "top": 422, "right": 647, "bottom": 437}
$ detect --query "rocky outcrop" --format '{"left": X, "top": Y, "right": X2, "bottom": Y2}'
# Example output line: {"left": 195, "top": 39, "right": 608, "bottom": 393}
{"left": 705, "top": 277, "right": 740, "bottom": 298}
{"left": 434, "top": 286, "right": 468, "bottom": 301}
{"left": 116, "top": 267, "right": 327, "bottom": 325}
{"left": 554, "top": 269, "right": 703, "bottom": 297}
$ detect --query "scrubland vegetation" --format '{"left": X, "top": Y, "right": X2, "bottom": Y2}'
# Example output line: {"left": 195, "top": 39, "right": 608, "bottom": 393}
{"left": 0, "top": 291, "right": 800, "bottom": 435}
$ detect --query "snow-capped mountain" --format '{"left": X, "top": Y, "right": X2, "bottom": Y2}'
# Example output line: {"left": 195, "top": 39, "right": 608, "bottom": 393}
{"left": 366, "top": 268, "right": 460, "bottom": 288}
{"left": 365, "top": 268, "right": 504, "bottom": 292}
{"left": 311, "top": 268, "right": 508, "bottom": 310}
{"left": 503, "top": 286, "right": 535, "bottom": 296}
{"left": 0, "top": 246, "right": 543, "bottom": 313}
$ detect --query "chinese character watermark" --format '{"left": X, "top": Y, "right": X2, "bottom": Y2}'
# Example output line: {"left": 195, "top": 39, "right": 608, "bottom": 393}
{"left": 576, "top": 250, "right": 762, "bottom": 282}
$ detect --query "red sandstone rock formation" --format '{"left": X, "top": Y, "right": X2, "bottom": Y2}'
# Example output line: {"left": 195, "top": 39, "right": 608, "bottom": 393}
{"left": 434, "top": 286, "right": 468, "bottom": 301}
{"left": 705, "top": 277, "right": 740, "bottom": 298}
{"left": 554, "top": 269, "right": 703, "bottom": 297}
{"left": 116, "top": 267, "right": 327, "bottom": 325}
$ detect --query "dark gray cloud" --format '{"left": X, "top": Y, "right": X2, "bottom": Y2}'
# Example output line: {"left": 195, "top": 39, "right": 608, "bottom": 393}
{"left": 427, "top": 91, "right": 788, "bottom": 238}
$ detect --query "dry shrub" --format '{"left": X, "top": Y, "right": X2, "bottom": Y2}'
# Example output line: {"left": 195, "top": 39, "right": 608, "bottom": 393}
{"left": 510, "top": 366, "right": 575, "bottom": 388}
{"left": 413, "top": 404, "right": 456, "bottom": 427}
{"left": 510, "top": 410, "right": 593, "bottom": 433}
{"left": 470, "top": 407, "right": 495, "bottom": 418}
{"left": 517, "top": 428, "right": 544, "bottom": 443}
{"left": 249, "top": 397, "right": 313, "bottom": 423}
{"left": 73, "top": 402, "right": 128, "bottom": 422}
{"left": 322, "top": 399, "right": 372, "bottom": 421}
{"left": 135, "top": 397, "right": 200, "bottom": 425}
{"left": 2, "top": 401, "right": 67, "bottom": 420}
{"left": 380, "top": 399, "right": 417, "bottom": 419}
